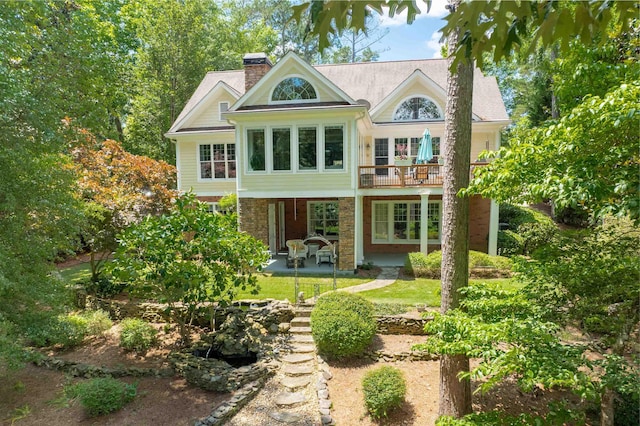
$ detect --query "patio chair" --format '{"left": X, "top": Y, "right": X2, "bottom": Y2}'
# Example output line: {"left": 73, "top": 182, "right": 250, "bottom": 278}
{"left": 286, "top": 239, "right": 309, "bottom": 259}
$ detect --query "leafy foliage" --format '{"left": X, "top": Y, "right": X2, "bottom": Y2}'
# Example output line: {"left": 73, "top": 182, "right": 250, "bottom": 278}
{"left": 72, "top": 377, "right": 137, "bottom": 417}
{"left": 469, "top": 83, "right": 640, "bottom": 222}
{"left": 362, "top": 366, "right": 406, "bottom": 419}
{"left": 110, "top": 193, "right": 269, "bottom": 343}
{"left": 497, "top": 204, "right": 558, "bottom": 256}
{"left": 310, "top": 292, "right": 376, "bottom": 359}
{"left": 119, "top": 318, "right": 157, "bottom": 353}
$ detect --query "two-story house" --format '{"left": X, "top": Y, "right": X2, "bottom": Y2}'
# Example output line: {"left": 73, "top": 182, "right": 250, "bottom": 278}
{"left": 166, "top": 52, "right": 509, "bottom": 272}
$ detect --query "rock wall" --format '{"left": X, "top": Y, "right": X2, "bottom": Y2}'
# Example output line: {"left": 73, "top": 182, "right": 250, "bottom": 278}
{"left": 375, "top": 315, "right": 431, "bottom": 335}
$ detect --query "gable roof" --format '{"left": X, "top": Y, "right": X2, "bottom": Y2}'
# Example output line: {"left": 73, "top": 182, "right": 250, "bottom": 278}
{"left": 169, "top": 55, "right": 508, "bottom": 134}
{"left": 230, "top": 51, "right": 357, "bottom": 111}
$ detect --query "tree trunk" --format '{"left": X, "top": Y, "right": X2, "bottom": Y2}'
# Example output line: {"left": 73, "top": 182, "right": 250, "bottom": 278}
{"left": 439, "top": 0, "right": 473, "bottom": 418}
{"left": 600, "top": 387, "right": 615, "bottom": 426}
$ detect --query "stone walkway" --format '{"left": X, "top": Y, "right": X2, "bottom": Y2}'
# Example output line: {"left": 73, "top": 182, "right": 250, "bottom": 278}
{"left": 341, "top": 267, "right": 399, "bottom": 293}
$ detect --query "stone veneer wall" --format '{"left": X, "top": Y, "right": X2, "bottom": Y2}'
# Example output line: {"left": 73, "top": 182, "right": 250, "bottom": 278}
{"left": 238, "top": 198, "right": 269, "bottom": 246}
{"left": 338, "top": 197, "right": 355, "bottom": 271}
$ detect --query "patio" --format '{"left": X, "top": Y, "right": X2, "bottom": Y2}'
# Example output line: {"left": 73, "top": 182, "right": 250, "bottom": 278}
{"left": 262, "top": 252, "right": 408, "bottom": 274}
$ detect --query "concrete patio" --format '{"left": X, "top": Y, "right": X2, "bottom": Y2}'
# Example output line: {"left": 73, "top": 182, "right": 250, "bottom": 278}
{"left": 261, "top": 253, "right": 408, "bottom": 274}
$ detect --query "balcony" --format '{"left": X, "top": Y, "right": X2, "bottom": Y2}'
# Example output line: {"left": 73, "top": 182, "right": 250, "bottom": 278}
{"left": 358, "top": 162, "right": 487, "bottom": 188}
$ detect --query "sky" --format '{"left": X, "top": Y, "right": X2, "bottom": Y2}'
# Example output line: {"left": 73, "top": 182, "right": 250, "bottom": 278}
{"left": 367, "top": 0, "right": 449, "bottom": 61}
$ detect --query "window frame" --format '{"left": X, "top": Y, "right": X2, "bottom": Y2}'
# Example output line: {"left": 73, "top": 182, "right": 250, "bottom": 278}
{"left": 197, "top": 142, "right": 236, "bottom": 180}
{"left": 392, "top": 95, "right": 443, "bottom": 122}
{"left": 307, "top": 200, "right": 339, "bottom": 240}
{"left": 371, "top": 200, "right": 442, "bottom": 244}
{"left": 297, "top": 125, "right": 318, "bottom": 172}
{"left": 270, "top": 75, "right": 319, "bottom": 104}
{"left": 272, "top": 126, "right": 292, "bottom": 172}
{"left": 218, "top": 102, "right": 229, "bottom": 121}
{"left": 246, "top": 128, "right": 266, "bottom": 173}
{"left": 322, "top": 124, "right": 344, "bottom": 171}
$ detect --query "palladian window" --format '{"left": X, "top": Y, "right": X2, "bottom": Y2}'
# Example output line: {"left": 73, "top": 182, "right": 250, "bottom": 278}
{"left": 272, "top": 77, "right": 317, "bottom": 101}
{"left": 393, "top": 97, "right": 442, "bottom": 121}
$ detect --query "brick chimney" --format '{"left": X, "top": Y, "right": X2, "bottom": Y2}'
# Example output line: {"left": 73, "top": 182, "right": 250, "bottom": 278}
{"left": 243, "top": 53, "right": 272, "bottom": 92}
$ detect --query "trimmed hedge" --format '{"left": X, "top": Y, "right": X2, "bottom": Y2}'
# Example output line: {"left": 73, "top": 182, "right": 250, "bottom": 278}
{"left": 362, "top": 366, "right": 406, "bottom": 419}
{"left": 405, "top": 250, "right": 512, "bottom": 279}
{"left": 310, "top": 292, "right": 376, "bottom": 359}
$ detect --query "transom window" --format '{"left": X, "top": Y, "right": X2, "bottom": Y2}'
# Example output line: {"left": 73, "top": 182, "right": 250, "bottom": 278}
{"left": 372, "top": 201, "right": 441, "bottom": 243}
{"left": 393, "top": 97, "right": 442, "bottom": 121}
{"left": 272, "top": 77, "right": 317, "bottom": 101}
{"left": 308, "top": 201, "right": 339, "bottom": 238}
{"left": 199, "top": 143, "right": 236, "bottom": 179}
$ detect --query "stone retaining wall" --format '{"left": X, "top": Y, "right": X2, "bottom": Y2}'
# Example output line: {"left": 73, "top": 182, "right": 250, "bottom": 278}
{"left": 375, "top": 315, "right": 431, "bottom": 335}
{"left": 32, "top": 354, "right": 174, "bottom": 378}
{"left": 169, "top": 351, "right": 278, "bottom": 393}
{"left": 83, "top": 296, "right": 294, "bottom": 333}
{"left": 195, "top": 378, "right": 267, "bottom": 426}
{"left": 363, "top": 349, "right": 437, "bottom": 362}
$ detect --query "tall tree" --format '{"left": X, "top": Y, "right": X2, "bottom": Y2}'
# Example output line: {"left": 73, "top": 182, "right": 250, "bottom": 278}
{"left": 294, "top": 0, "right": 636, "bottom": 419}
{"left": 123, "top": 0, "right": 277, "bottom": 163}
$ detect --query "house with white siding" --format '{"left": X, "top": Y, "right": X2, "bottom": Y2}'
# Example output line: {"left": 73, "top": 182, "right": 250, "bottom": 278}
{"left": 166, "top": 52, "right": 509, "bottom": 272}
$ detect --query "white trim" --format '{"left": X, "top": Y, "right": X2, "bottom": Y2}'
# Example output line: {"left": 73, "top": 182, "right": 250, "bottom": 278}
{"left": 489, "top": 200, "right": 499, "bottom": 256}
{"left": 371, "top": 200, "right": 442, "bottom": 245}
{"left": 219, "top": 101, "right": 229, "bottom": 121}
{"left": 169, "top": 82, "right": 239, "bottom": 133}
{"left": 269, "top": 74, "right": 320, "bottom": 104}
{"left": 229, "top": 51, "right": 357, "bottom": 112}
{"left": 175, "top": 140, "right": 182, "bottom": 191}
{"left": 238, "top": 189, "right": 355, "bottom": 198}
{"left": 296, "top": 125, "right": 320, "bottom": 172}
{"left": 196, "top": 142, "right": 237, "bottom": 182}
{"left": 369, "top": 69, "right": 446, "bottom": 118}
{"left": 307, "top": 200, "right": 340, "bottom": 240}
{"left": 391, "top": 94, "right": 443, "bottom": 122}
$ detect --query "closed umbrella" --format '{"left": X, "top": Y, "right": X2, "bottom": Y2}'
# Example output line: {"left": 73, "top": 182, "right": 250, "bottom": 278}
{"left": 416, "top": 129, "right": 433, "bottom": 164}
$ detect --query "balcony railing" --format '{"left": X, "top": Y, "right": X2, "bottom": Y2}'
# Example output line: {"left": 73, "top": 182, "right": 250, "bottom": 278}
{"left": 358, "top": 162, "right": 487, "bottom": 188}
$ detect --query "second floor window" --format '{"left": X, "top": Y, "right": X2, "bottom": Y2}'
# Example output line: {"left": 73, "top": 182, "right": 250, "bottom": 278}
{"left": 324, "top": 126, "right": 344, "bottom": 170}
{"left": 272, "top": 77, "right": 317, "bottom": 101}
{"left": 393, "top": 97, "right": 442, "bottom": 121}
{"left": 199, "top": 143, "right": 236, "bottom": 179}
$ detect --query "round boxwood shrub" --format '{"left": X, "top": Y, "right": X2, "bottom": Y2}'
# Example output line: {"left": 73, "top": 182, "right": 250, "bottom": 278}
{"left": 362, "top": 366, "right": 406, "bottom": 419}
{"left": 119, "top": 318, "right": 157, "bottom": 353}
{"left": 74, "top": 377, "right": 137, "bottom": 416}
{"left": 311, "top": 292, "right": 376, "bottom": 359}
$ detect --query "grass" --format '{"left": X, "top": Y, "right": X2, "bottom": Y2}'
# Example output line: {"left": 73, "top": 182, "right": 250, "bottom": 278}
{"left": 58, "top": 262, "right": 93, "bottom": 284}
{"left": 58, "top": 262, "right": 372, "bottom": 301}
{"left": 234, "top": 273, "right": 372, "bottom": 301}
{"left": 359, "top": 277, "right": 521, "bottom": 308}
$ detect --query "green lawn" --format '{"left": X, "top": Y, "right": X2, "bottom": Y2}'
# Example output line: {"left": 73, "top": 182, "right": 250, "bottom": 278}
{"left": 234, "top": 273, "right": 372, "bottom": 301}
{"left": 58, "top": 262, "right": 93, "bottom": 284}
{"left": 358, "top": 277, "right": 520, "bottom": 308}
{"left": 58, "top": 262, "right": 372, "bottom": 302}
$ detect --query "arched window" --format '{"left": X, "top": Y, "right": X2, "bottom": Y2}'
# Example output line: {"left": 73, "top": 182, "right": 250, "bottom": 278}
{"left": 393, "top": 97, "right": 442, "bottom": 121}
{"left": 272, "top": 77, "right": 317, "bottom": 101}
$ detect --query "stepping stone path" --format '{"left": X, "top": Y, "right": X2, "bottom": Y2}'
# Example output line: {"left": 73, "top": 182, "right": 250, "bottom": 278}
{"left": 270, "top": 303, "right": 335, "bottom": 425}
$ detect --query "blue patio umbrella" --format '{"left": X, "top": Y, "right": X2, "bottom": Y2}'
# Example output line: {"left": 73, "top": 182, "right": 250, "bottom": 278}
{"left": 416, "top": 129, "right": 433, "bottom": 164}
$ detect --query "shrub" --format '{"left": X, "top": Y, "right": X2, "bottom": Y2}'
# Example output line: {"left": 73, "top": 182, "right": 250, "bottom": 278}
{"left": 26, "top": 314, "right": 87, "bottom": 348}
{"left": 406, "top": 251, "right": 512, "bottom": 278}
{"left": 311, "top": 292, "right": 376, "bottom": 359}
{"left": 498, "top": 204, "right": 558, "bottom": 256}
{"left": 119, "top": 318, "right": 157, "bottom": 353}
{"left": 82, "top": 277, "right": 126, "bottom": 298}
{"left": 362, "top": 366, "right": 406, "bottom": 419}
{"left": 68, "top": 310, "right": 113, "bottom": 336}
{"left": 74, "top": 377, "right": 136, "bottom": 416}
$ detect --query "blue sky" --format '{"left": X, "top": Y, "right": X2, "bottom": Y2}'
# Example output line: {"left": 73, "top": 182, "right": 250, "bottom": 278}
{"left": 368, "top": 0, "right": 449, "bottom": 61}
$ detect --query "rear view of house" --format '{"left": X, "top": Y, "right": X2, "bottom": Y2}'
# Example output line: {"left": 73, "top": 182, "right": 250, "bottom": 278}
{"left": 166, "top": 52, "right": 509, "bottom": 271}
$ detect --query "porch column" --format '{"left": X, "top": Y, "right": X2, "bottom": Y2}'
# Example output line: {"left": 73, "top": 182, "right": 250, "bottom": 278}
{"left": 338, "top": 197, "right": 356, "bottom": 271}
{"left": 488, "top": 200, "right": 499, "bottom": 255}
{"left": 420, "top": 193, "right": 430, "bottom": 254}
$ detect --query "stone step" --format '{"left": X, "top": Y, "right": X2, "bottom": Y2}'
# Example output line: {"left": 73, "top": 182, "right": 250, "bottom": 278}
{"left": 274, "top": 391, "right": 307, "bottom": 408}
{"left": 289, "top": 334, "right": 314, "bottom": 344}
{"left": 280, "top": 375, "right": 312, "bottom": 391}
{"left": 282, "top": 353, "right": 314, "bottom": 364}
{"left": 295, "top": 307, "right": 313, "bottom": 318}
{"left": 290, "top": 317, "right": 310, "bottom": 327}
{"left": 289, "top": 344, "right": 315, "bottom": 354}
{"left": 290, "top": 326, "right": 312, "bottom": 335}
{"left": 282, "top": 363, "right": 315, "bottom": 377}
{"left": 269, "top": 411, "right": 304, "bottom": 423}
